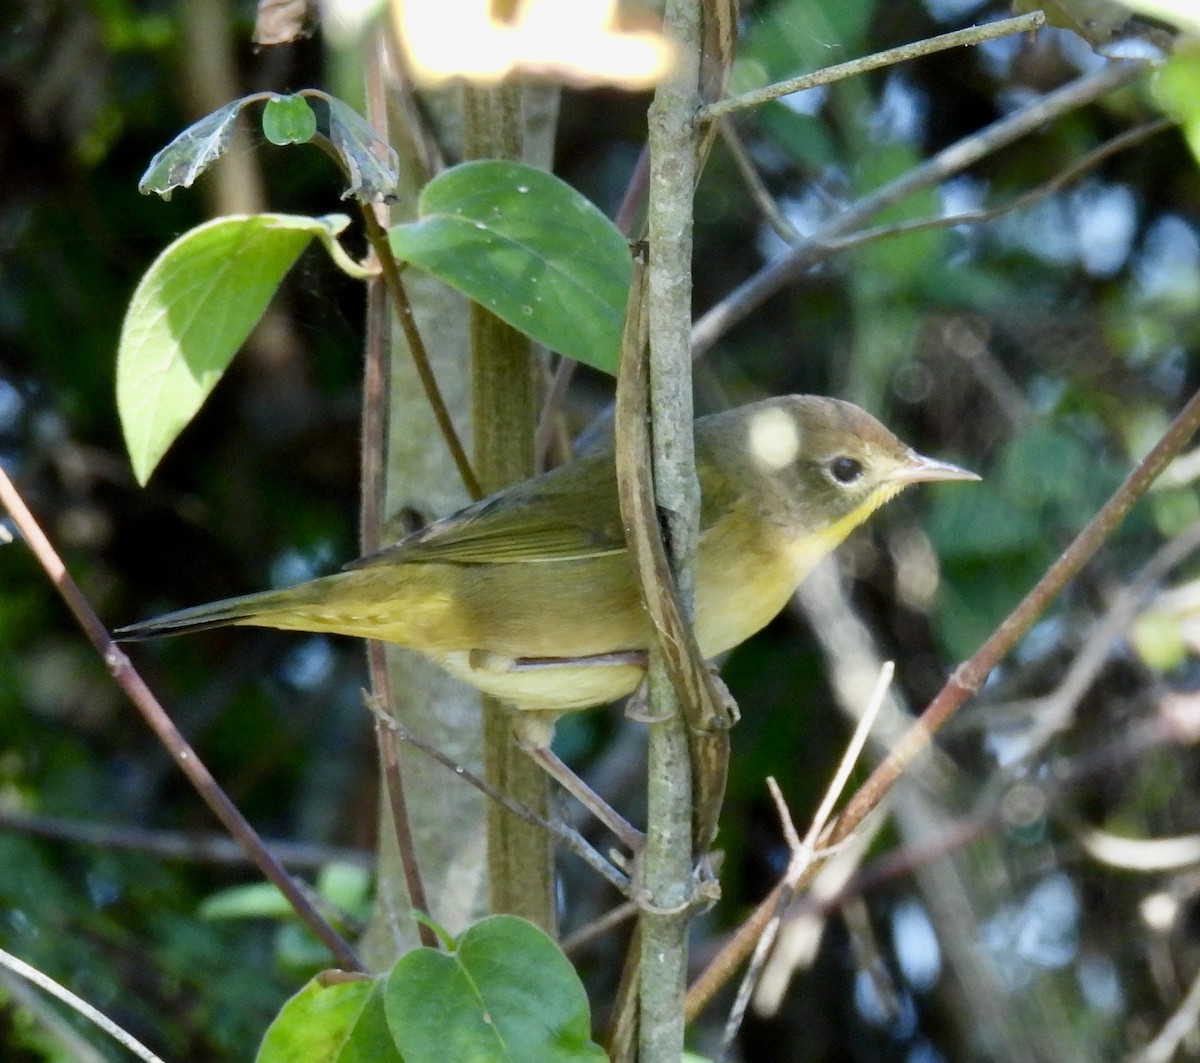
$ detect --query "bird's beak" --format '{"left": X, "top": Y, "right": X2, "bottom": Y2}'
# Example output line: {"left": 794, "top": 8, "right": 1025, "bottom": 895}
{"left": 893, "top": 450, "right": 981, "bottom": 485}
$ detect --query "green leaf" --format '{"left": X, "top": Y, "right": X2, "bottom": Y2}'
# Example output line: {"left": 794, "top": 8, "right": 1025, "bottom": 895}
{"left": 138, "top": 98, "right": 248, "bottom": 200}
{"left": 1153, "top": 43, "right": 1200, "bottom": 170}
{"left": 199, "top": 882, "right": 294, "bottom": 921}
{"left": 257, "top": 976, "right": 401, "bottom": 1063}
{"left": 389, "top": 160, "right": 630, "bottom": 374}
{"left": 754, "top": 104, "right": 836, "bottom": 170}
{"left": 325, "top": 95, "right": 400, "bottom": 203}
{"left": 117, "top": 213, "right": 350, "bottom": 484}
{"left": 384, "top": 915, "right": 606, "bottom": 1063}
{"left": 263, "top": 94, "right": 317, "bottom": 145}
{"left": 925, "top": 482, "right": 1041, "bottom": 560}
{"left": 315, "top": 861, "right": 372, "bottom": 913}
{"left": 200, "top": 861, "right": 368, "bottom": 921}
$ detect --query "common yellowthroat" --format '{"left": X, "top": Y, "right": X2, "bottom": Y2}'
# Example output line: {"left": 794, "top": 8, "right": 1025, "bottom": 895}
{"left": 118, "top": 396, "right": 977, "bottom": 713}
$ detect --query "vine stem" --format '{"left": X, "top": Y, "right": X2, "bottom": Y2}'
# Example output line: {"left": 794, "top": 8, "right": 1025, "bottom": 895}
{"left": 361, "top": 30, "right": 436, "bottom": 950}
{"left": 0, "top": 946, "right": 166, "bottom": 1063}
{"left": 359, "top": 204, "right": 481, "bottom": 501}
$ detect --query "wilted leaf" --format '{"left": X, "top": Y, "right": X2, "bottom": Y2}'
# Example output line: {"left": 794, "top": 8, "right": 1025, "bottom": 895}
{"left": 325, "top": 96, "right": 400, "bottom": 203}
{"left": 138, "top": 99, "right": 248, "bottom": 200}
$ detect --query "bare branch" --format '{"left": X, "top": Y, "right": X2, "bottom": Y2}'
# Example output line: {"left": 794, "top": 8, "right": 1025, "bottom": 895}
{"left": 699, "top": 12, "right": 1045, "bottom": 122}
{"left": 691, "top": 59, "right": 1150, "bottom": 359}
{"left": 0, "top": 468, "right": 363, "bottom": 972}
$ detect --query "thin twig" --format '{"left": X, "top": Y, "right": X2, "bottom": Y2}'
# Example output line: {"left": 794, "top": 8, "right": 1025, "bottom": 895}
{"left": 691, "top": 59, "right": 1150, "bottom": 358}
{"left": 814, "top": 118, "right": 1173, "bottom": 257}
{"left": 0, "top": 967, "right": 107, "bottom": 1063}
{"left": 699, "top": 12, "right": 1045, "bottom": 121}
{"left": 561, "top": 901, "right": 639, "bottom": 956}
{"left": 377, "top": 711, "right": 631, "bottom": 895}
{"left": 534, "top": 144, "right": 651, "bottom": 470}
{"left": 361, "top": 28, "right": 436, "bottom": 951}
{"left": 718, "top": 120, "right": 801, "bottom": 244}
{"left": 534, "top": 356, "right": 576, "bottom": 470}
{"left": 0, "top": 469, "right": 362, "bottom": 972}
{"left": 1131, "top": 963, "right": 1200, "bottom": 1063}
{"left": 1078, "top": 825, "right": 1200, "bottom": 873}
{"left": 0, "top": 947, "right": 166, "bottom": 1063}
{"left": 807, "top": 663, "right": 894, "bottom": 849}
{"left": 718, "top": 663, "right": 894, "bottom": 1059}
{"left": 0, "top": 808, "right": 371, "bottom": 869}
{"left": 1002, "top": 514, "right": 1200, "bottom": 758}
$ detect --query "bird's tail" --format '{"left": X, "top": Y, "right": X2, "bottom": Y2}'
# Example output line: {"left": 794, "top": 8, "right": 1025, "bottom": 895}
{"left": 115, "top": 586, "right": 308, "bottom": 641}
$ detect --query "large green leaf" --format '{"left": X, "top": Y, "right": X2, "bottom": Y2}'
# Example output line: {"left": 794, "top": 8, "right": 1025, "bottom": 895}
{"left": 384, "top": 915, "right": 606, "bottom": 1063}
{"left": 117, "top": 213, "right": 350, "bottom": 485}
{"left": 257, "top": 976, "right": 400, "bottom": 1063}
{"left": 389, "top": 161, "right": 630, "bottom": 374}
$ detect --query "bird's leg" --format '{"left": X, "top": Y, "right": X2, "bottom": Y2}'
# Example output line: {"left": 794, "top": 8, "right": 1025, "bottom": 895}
{"left": 511, "top": 712, "right": 645, "bottom": 854}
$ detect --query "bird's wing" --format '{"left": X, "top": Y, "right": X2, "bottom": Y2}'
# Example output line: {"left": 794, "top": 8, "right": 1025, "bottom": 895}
{"left": 348, "top": 419, "right": 748, "bottom": 570}
{"left": 347, "top": 451, "right": 628, "bottom": 568}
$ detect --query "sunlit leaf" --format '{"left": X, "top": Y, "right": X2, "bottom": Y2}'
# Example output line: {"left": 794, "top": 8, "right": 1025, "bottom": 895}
{"left": 257, "top": 976, "right": 400, "bottom": 1063}
{"left": 1154, "top": 43, "right": 1200, "bottom": 169}
{"left": 117, "top": 213, "right": 350, "bottom": 484}
{"left": 389, "top": 160, "right": 630, "bottom": 374}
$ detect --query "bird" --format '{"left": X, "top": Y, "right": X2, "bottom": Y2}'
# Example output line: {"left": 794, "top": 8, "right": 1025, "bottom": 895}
{"left": 117, "top": 395, "right": 977, "bottom": 719}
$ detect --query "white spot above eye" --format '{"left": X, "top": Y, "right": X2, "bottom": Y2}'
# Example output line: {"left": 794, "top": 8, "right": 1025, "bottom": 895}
{"left": 748, "top": 407, "right": 801, "bottom": 469}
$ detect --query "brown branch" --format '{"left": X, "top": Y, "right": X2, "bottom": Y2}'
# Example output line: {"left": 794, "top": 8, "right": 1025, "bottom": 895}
{"left": 374, "top": 710, "right": 631, "bottom": 895}
{"left": 0, "top": 469, "right": 362, "bottom": 972}
{"left": 718, "top": 120, "right": 801, "bottom": 245}
{"left": 815, "top": 118, "right": 1173, "bottom": 257}
{"left": 691, "top": 59, "right": 1150, "bottom": 359}
{"left": 686, "top": 389, "right": 1200, "bottom": 1020}
{"left": 828, "top": 384, "right": 1200, "bottom": 846}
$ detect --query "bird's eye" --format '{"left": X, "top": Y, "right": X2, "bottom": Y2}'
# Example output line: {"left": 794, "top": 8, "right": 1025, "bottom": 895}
{"left": 828, "top": 456, "right": 864, "bottom": 484}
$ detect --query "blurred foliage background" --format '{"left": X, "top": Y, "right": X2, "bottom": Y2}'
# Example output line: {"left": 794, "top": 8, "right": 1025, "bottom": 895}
{"left": 3, "top": 0, "right": 1200, "bottom": 1060}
